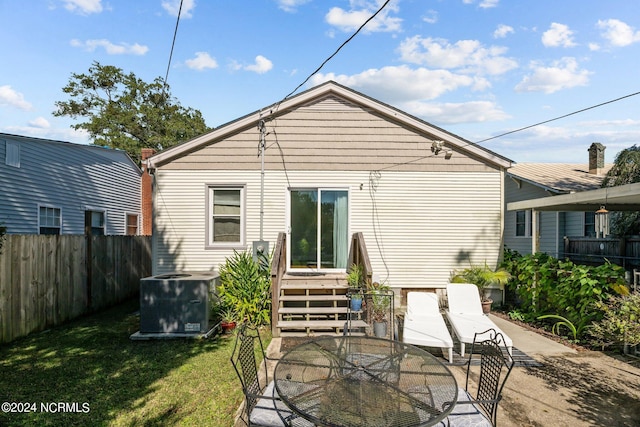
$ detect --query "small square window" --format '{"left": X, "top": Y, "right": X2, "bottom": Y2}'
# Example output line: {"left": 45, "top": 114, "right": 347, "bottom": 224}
{"left": 39, "top": 206, "right": 61, "bottom": 235}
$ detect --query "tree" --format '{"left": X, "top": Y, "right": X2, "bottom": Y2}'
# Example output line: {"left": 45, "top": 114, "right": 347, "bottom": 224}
{"left": 601, "top": 145, "right": 640, "bottom": 236}
{"left": 54, "top": 61, "right": 211, "bottom": 164}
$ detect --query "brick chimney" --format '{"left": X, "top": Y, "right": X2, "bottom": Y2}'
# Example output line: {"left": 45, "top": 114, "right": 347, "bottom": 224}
{"left": 140, "top": 148, "right": 156, "bottom": 236}
{"left": 588, "top": 142, "right": 605, "bottom": 175}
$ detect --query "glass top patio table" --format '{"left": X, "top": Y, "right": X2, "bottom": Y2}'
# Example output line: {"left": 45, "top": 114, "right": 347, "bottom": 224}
{"left": 274, "top": 335, "right": 458, "bottom": 427}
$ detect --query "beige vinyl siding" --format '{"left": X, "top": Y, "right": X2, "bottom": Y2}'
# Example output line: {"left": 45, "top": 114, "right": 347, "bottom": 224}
{"left": 162, "top": 96, "right": 497, "bottom": 173}
{"left": 153, "top": 168, "right": 503, "bottom": 290}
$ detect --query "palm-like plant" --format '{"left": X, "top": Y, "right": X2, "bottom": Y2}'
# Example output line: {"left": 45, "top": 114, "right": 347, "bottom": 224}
{"left": 450, "top": 262, "right": 511, "bottom": 302}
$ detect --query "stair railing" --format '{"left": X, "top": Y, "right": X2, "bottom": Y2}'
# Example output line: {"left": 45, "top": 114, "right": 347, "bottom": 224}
{"left": 270, "top": 232, "right": 287, "bottom": 337}
{"left": 347, "top": 232, "right": 372, "bottom": 287}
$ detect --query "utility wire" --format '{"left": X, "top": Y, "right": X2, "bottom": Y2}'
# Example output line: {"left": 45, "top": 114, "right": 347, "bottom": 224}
{"left": 164, "top": 0, "right": 184, "bottom": 86}
{"left": 281, "top": 0, "right": 392, "bottom": 102}
{"left": 475, "top": 90, "right": 640, "bottom": 144}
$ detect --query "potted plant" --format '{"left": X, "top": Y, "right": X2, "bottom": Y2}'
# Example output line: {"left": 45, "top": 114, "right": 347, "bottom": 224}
{"left": 450, "top": 262, "right": 511, "bottom": 313}
{"left": 369, "top": 281, "right": 392, "bottom": 337}
{"left": 220, "top": 306, "right": 238, "bottom": 333}
{"left": 346, "top": 264, "right": 365, "bottom": 311}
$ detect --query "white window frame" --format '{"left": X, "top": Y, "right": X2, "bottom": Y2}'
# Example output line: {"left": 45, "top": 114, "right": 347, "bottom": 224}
{"left": 205, "top": 185, "right": 246, "bottom": 248}
{"left": 515, "top": 209, "right": 532, "bottom": 237}
{"left": 38, "top": 205, "right": 61, "bottom": 235}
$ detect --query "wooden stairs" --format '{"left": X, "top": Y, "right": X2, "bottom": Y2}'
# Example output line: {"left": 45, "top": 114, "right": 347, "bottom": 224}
{"left": 275, "top": 273, "right": 367, "bottom": 337}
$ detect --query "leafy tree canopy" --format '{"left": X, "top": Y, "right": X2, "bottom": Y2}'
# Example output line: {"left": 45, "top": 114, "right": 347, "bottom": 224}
{"left": 54, "top": 61, "right": 211, "bottom": 164}
{"left": 601, "top": 145, "right": 640, "bottom": 236}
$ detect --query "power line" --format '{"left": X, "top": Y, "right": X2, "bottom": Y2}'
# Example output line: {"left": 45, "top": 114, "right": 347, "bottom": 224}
{"left": 281, "top": 0, "right": 392, "bottom": 102}
{"left": 475, "top": 90, "right": 640, "bottom": 144}
{"left": 164, "top": 0, "right": 184, "bottom": 86}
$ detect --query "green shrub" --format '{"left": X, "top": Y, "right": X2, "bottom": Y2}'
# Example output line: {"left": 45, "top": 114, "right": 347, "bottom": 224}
{"left": 501, "top": 249, "right": 629, "bottom": 339}
{"left": 589, "top": 293, "right": 640, "bottom": 350}
{"left": 218, "top": 249, "right": 272, "bottom": 327}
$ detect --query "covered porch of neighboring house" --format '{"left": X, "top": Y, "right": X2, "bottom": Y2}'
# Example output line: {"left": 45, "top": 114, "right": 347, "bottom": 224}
{"left": 270, "top": 231, "right": 398, "bottom": 338}
{"left": 507, "top": 181, "right": 640, "bottom": 288}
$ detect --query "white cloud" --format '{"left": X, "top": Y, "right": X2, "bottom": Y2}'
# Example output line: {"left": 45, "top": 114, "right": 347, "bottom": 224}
{"left": 398, "top": 36, "right": 518, "bottom": 76}
{"left": 493, "top": 24, "right": 514, "bottom": 39}
{"left": 70, "top": 39, "right": 148, "bottom": 55}
{"left": 325, "top": 1, "right": 402, "bottom": 33}
{"left": 62, "top": 0, "right": 102, "bottom": 15}
{"left": 463, "top": 0, "right": 500, "bottom": 8}
{"left": 588, "top": 43, "right": 601, "bottom": 51}
{"left": 542, "top": 23, "right": 576, "bottom": 47}
{"left": 479, "top": 0, "right": 499, "bottom": 8}
{"left": 185, "top": 52, "right": 218, "bottom": 71}
{"left": 28, "top": 117, "right": 50, "bottom": 128}
{"left": 597, "top": 19, "right": 640, "bottom": 47}
{"left": 399, "top": 100, "right": 510, "bottom": 124}
{"left": 244, "top": 55, "right": 273, "bottom": 74}
{"left": 0, "top": 85, "right": 33, "bottom": 110}
{"left": 276, "top": 0, "right": 311, "bottom": 13}
{"left": 515, "top": 57, "right": 591, "bottom": 94}
{"left": 422, "top": 10, "right": 438, "bottom": 24}
{"left": 309, "top": 65, "right": 487, "bottom": 103}
{"left": 162, "top": 0, "right": 195, "bottom": 19}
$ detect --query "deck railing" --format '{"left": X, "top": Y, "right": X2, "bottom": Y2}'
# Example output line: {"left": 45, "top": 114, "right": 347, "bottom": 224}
{"left": 348, "top": 232, "right": 373, "bottom": 286}
{"left": 270, "top": 232, "right": 287, "bottom": 336}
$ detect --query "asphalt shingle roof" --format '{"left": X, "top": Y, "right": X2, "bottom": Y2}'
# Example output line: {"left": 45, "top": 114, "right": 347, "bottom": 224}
{"left": 507, "top": 162, "right": 613, "bottom": 194}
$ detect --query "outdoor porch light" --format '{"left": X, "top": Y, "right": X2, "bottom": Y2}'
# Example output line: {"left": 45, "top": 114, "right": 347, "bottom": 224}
{"left": 595, "top": 205, "right": 609, "bottom": 238}
{"left": 431, "top": 140, "right": 444, "bottom": 155}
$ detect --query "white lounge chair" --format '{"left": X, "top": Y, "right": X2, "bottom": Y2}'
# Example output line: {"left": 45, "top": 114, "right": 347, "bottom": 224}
{"left": 445, "top": 283, "right": 513, "bottom": 358}
{"left": 403, "top": 292, "right": 454, "bottom": 363}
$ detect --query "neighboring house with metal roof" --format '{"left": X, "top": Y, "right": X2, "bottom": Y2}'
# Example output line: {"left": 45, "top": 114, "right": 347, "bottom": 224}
{"left": 0, "top": 133, "right": 145, "bottom": 235}
{"left": 147, "top": 81, "right": 513, "bottom": 298}
{"left": 504, "top": 142, "right": 613, "bottom": 257}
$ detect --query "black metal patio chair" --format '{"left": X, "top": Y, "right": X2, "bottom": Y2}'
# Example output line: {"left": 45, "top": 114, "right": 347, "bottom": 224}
{"left": 230, "top": 323, "right": 313, "bottom": 427}
{"left": 439, "top": 328, "right": 515, "bottom": 427}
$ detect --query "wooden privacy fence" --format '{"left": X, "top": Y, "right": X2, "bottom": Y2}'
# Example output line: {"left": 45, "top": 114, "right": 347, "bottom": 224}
{"left": 564, "top": 236, "right": 640, "bottom": 269}
{"left": 0, "top": 234, "right": 152, "bottom": 344}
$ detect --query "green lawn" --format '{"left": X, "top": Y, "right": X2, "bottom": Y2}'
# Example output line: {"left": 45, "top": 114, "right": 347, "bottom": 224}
{"left": 0, "top": 299, "right": 253, "bottom": 426}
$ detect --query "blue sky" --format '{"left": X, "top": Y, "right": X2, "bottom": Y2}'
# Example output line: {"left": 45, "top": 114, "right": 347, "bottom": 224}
{"left": 1, "top": 0, "right": 640, "bottom": 164}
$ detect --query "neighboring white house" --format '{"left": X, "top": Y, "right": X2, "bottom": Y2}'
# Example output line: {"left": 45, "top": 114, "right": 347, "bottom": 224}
{"left": 0, "top": 133, "right": 144, "bottom": 235}
{"left": 504, "top": 143, "right": 612, "bottom": 257}
{"left": 147, "top": 81, "right": 512, "bottom": 297}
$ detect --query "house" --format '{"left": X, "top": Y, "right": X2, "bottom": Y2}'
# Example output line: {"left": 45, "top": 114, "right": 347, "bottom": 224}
{"left": 504, "top": 143, "right": 613, "bottom": 257}
{"left": 0, "top": 133, "right": 147, "bottom": 235}
{"left": 146, "top": 81, "right": 512, "bottom": 334}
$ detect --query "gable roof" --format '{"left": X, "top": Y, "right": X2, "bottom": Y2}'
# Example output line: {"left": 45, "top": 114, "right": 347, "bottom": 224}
{"left": 507, "top": 162, "right": 613, "bottom": 194}
{"left": 147, "top": 81, "right": 512, "bottom": 169}
{"left": 0, "top": 132, "right": 141, "bottom": 174}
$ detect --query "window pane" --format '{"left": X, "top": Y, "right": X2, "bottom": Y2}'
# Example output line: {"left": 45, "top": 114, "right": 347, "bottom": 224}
{"left": 91, "top": 211, "right": 104, "bottom": 227}
{"left": 127, "top": 214, "right": 138, "bottom": 235}
{"left": 214, "top": 190, "right": 240, "bottom": 215}
{"left": 213, "top": 217, "right": 240, "bottom": 242}
{"left": 515, "top": 211, "right": 526, "bottom": 236}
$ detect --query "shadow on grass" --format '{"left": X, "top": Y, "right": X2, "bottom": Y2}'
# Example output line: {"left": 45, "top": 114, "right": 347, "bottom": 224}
{"left": 0, "top": 299, "right": 241, "bottom": 426}
{"left": 524, "top": 355, "right": 640, "bottom": 427}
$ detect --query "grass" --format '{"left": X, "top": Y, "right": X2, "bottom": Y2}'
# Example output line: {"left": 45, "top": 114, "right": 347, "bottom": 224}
{"left": 0, "top": 299, "right": 258, "bottom": 426}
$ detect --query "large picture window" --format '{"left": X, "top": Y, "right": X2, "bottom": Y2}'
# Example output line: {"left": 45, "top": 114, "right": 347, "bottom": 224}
{"left": 39, "top": 206, "right": 61, "bottom": 235}
{"left": 208, "top": 186, "right": 244, "bottom": 245}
